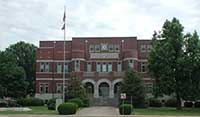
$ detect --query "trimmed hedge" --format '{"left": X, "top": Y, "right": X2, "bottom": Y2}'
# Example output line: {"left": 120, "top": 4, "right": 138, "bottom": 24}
{"left": 184, "top": 101, "right": 193, "bottom": 107}
{"left": 194, "top": 101, "right": 200, "bottom": 108}
{"left": 0, "top": 101, "right": 7, "bottom": 107}
{"left": 165, "top": 98, "right": 177, "bottom": 107}
{"left": 68, "top": 98, "right": 83, "bottom": 107}
{"left": 57, "top": 102, "right": 78, "bottom": 115}
{"left": 148, "top": 98, "right": 162, "bottom": 107}
{"left": 119, "top": 104, "right": 133, "bottom": 115}
{"left": 82, "top": 98, "right": 89, "bottom": 107}
{"left": 47, "top": 98, "right": 56, "bottom": 110}
{"left": 17, "top": 98, "right": 44, "bottom": 106}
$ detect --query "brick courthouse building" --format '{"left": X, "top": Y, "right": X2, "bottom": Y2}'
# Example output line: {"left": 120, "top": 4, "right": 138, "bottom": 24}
{"left": 35, "top": 37, "right": 153, "bottom": 103}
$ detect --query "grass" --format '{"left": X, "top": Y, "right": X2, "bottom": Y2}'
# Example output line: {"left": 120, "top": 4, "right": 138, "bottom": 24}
{"left": 133, "top": 107, "right": 200, "bottom": 116}
{"left": 0, "top": 106, "right": 58, "bottom": 114}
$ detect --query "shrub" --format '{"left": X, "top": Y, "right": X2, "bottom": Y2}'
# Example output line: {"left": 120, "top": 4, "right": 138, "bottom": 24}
{"left": 68, "top": 98, "right": 83, "bottom": 107}
{"left": 82, "top": 98, "right": 89, "bottom": 107}
{"left": 17, "top": 98, "right": 44, "bottom": 106}
{"left": 119, "top": 104, "right": 133, "bottom": 115}
{"left": 165, "top": 98, "right": 177, "bottom": 107}
{"left": 57, "top": 102, "right": 78, "bottom": 115}
{"left": 47, "top": 98, "right": 56, "bottom": 110}
{"left": 184, "top": 101, "right": 193, "bottom": 107}
{"left": 0, "top": 101, "right": 7, "bottom": 107}
{"left": 7, "top": 99, "right": 20, "bottom": 107}
{"left": 148, "top": 98, "right": 162, "bottom": 107}
{"left": 194, "top": 101, "right": 200, "bottom": 108}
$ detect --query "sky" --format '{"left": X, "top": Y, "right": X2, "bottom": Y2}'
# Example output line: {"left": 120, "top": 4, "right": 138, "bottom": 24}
{"left": 0, "top": 0, "right": 200, "bottom": 50}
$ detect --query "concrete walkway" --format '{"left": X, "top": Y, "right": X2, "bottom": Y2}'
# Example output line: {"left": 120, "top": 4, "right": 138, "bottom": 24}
{"left": 76, "top": 106, "right": 119, "bottom": 116}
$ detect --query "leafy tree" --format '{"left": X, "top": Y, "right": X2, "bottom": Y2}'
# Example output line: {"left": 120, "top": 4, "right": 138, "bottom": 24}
{"left": 5, "top": 41, "right": 37, "bottom": 95}
{"left": 181, "top": 31, "right": 200, "bottom": 100}
{"left": 0, "top": 51, "right": 28, "bottom": 98}
{"left": 148, "top": 18, "right": 200, "bottom": 109}
{"left": 120, "top": 70, "right": 146, "bottom": 108}
{"left": 66, "top": 75, "right": 86, "bottom": 100}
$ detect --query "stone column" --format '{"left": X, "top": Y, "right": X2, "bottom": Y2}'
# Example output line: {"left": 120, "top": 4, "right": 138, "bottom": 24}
{"left": 94, "top": 84, "right": 98, "bottom": 98}
{"left": 110, "top": 84, "right": 114, "bottom": 98}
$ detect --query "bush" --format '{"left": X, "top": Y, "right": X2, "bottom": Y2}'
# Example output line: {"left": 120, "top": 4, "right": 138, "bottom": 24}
{"left": 0, "top": 101, "right": 7, "bottom": 107}
{"left": 82, "top": 98, "right": 89, "bottom": 107}
{"left": 148, "top": 98, "right": 162, "bottom": 107}
{"left": 17, "top": 98, "right": 44, "bottom": 106}
{"left": 57, "top": 102, "right": 78, "bottom": 115}
{"left": 194, "top": 101, "right": 200, "bottom": 108}
{"left": 7, "top": 99, "right": 20, "bottom": 107}
{"left": 119, "top": 104, "right": 133, "bottom": 115}
{"left": 184, "top": 101, "right": 193, "bottom": 107}
{"left": 165, "top": 98, "right": 177, "bottom": 107}
{"left": 68, "top": 98, "right": 83, "bottom": 107}
{"left": 47, "top": 98, "right": 56, "bottom": 110}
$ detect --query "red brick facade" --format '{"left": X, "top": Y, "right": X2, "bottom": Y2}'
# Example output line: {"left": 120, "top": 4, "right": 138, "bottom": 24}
{"left": 35, "top": 37, "right": 153, "bottom": 99}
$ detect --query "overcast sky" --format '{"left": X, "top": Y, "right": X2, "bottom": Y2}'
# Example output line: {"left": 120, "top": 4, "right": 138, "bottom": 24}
{"left": 0, "top": 0, "right": 200, "bottom": 50}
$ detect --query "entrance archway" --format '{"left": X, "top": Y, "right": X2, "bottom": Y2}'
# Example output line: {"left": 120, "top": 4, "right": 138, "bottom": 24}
{"left": 99, "top": 82, "right": 109, "bottom": 97}
{"left": 84, "top": 82, "right": 94, "bottom": 97}
{"left": 114, "top": 82, "right": 122, "bottom": 96}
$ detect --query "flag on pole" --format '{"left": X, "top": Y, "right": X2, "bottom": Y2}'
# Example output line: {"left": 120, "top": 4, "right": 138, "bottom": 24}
{"left": 61, "top": 23, "right": 65, "bottom": 30}
{"left": 63, "top": 11, "right": 66, "bottom": 22}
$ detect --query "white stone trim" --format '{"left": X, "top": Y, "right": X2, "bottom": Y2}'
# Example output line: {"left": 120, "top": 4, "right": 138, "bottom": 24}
{"left": 36, "top": 60, "right": 71, "bottom": 62}
{"left": 36, "top": 72, "right": 53, "bottom": 74}
{"left": 39, "top": 47, "right": 53, "bottom": 49}
{"left": 36, "top": 60, "right": 53, "bottom": 62}
{"left": 71, "top": 58, "right": 86, "bottom": 61}
{"left": 36, "top": 78, "right": 69, "bottom": 80}
{"left": 35, "top": 93, "right": 62, "bottom": 100}
{"left": 112, "top": 78, "right": 123, "bottom": 86}
{"left": 123, "top": 57, "right": 138, "bottom": 61}
{"left": 137, "top": 59, "right": 148, "bottom": 62}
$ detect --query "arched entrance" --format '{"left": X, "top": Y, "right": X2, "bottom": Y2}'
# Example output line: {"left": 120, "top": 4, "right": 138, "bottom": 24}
{"left": 114, "top": 82, "right": 122, "bottom": 97}
{"left": 84, "top": 82, "right": 94, "bottom": 97}
{"left": 99, "top": 82, "right": 109, "bottom": 97}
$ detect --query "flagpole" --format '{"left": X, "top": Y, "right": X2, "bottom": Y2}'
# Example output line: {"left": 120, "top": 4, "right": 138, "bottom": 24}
{"left": 62, "top": 5, "right": 66, "bottom": 103}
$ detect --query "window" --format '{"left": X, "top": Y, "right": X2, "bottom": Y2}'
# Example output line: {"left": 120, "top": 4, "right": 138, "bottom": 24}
{"left": 95, "top": 45, "right": 100, "bottom": 52}
{"left": 75, "top": 60, "right": 80, "bottom": 72}
{"left": 56, "top": 83, "right": 63, "bottom": 93}
{"left": 147, "top": 45, "right": 152, "bottom": 52}
{"left": 141, "top": 62, "right": 146, "bottom": 72}
{"left": 117, "top": 62, "right": 122, "bottom": 72}
{"left": 56, "top": 63, "right": 62, "bottom": 73}
{"left": 87, "top": 62, "right": 92, "bottom": 72}
{"left": 145, "top": 83, "right": 153, "bottom": 93}
{"left": 89, "top": 45, "right": 94, "bottom": 52}
{"left": 109, "top": 45, "right": 114, "bottom": 52}
{"left": 114, "top": 45, "right": 120, "bottom": 52}
{"left": 64, "top": 63, "right": 68, "bottom": 73}
{"left": 39, "top": 83, "right": 48, "bottom": 93}
{"left": 128, "top": 60, "right": 134, "bottom": 68}
{"left": 45, "top": 62, "right": 50, "bottom": 72}
{"left": 102, "top": 63, "right": 107, "bottom": 72}
{"left": 96, "top": 63, "right": 101, "bottom": 72}
{"left": 140, "top": 45, "right": 146, "bottom": 52}
{"left": 108, "top": 63, "right": 112, "bottom": 72}
{"left": 40, "top": 62, "right": 45, "bottom": 72}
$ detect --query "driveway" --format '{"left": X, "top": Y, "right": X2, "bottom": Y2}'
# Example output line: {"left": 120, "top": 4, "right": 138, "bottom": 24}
{"left": 76, "top": 106, "right": 119, "bottom": 116}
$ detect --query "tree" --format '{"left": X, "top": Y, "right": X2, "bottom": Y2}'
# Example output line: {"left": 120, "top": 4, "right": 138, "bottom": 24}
{"left": 0, "top": 51, "right": 28, "bottom": 98}
{"left": 5, "top": 41, "right": 37, "bottom": 95}
{"left": 181, "top": 31, "right": 200, "bottom": 100}
{"left": 148, "top": 18, "right": 200, "bottom": 110}
{"left": 66, "top": 75, "right": 86, "bottom": 100}
{"left": 120, "top": 70, "right": 146, "bottom": 108}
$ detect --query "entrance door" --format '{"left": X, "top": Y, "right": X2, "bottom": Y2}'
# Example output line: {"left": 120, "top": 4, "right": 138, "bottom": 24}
{"left": 99, "top": 82, "right": 109, "bottom": 98}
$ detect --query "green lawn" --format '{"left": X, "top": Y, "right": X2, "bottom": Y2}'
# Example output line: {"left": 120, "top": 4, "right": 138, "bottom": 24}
{"left": 134, "top": 107, "right": 200, "bottom": 116}
{"left": 0, "top": 106, "right": 58, "bottom": 114}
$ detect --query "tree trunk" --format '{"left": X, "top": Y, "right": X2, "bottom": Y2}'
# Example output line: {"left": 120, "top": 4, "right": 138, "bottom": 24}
{"left": 176, "top": 78, "right": 182, "bottom": 110}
